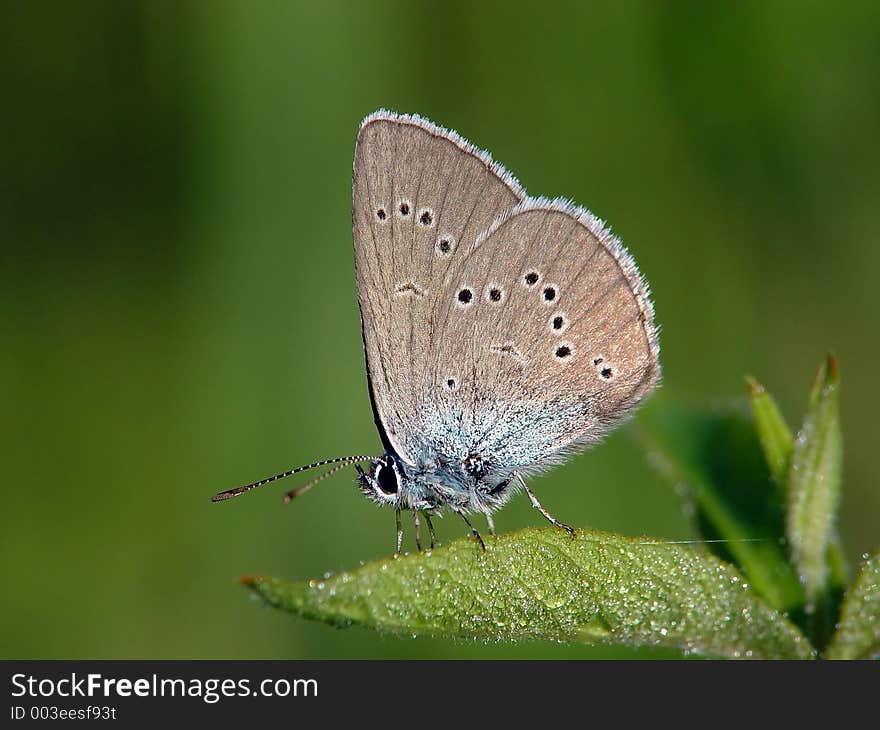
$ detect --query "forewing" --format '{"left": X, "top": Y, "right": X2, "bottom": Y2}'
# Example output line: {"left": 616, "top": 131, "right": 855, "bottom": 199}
{"left": 424, "top": 198, "right": 660, "bottom": 473}
{"left": 352, "top": 111, "right": 524, "bottom": 464}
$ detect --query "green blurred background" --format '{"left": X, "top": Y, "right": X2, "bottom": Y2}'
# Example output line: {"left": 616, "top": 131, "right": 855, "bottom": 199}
{"left": 2, "top": 1, "right": 878, "bottom": 659}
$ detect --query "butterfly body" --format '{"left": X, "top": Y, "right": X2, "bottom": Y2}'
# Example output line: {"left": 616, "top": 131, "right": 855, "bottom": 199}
{"left": 357, "top": 448, "right": 517, "bottom": 515}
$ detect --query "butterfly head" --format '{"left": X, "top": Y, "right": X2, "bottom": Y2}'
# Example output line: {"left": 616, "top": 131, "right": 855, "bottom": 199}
{"left": 356, "top": 452, "right": 452, "bottom": 512}
{"left": 356, "top": 453, "right": 404, "bottom": 506}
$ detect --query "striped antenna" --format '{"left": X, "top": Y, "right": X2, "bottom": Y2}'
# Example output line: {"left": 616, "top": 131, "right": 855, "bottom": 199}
{"left": 211, "top": 455, "right": 377, "bottom": 503}
{"left": 282, "top": 460, "right": 356, "bottom": 504}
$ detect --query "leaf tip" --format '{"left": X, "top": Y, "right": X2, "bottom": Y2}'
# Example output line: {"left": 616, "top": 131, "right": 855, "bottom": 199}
{"left": 745, "top": 375, "right": 764, "bottom": 397}
{"left": 826, "top": 353, "right": 839, "bottom": 383}
{"left": 808, "top": 353, "right": 840, "bottom": 409}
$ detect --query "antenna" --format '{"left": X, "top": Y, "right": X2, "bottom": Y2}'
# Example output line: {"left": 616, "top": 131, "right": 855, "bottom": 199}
{"left": 282, "top": 460, "right": 355, "bottom": 503}
{"left": 211, "top": 455, "right": 376, "bottom": 503}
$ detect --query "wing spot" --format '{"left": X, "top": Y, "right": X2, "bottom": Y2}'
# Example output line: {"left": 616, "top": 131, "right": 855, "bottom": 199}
{"left": 418, "top": 209, "right": 434, "bottom": 227}
{"left": 486, "top": 284, "right": 504, "bottom": 304}
{"left": 490, "top": 343, "right": 525, "bottom": 361}
{"left": 550, "top": 313, "right": 568, "bottom": 333}
{"left": 395, "top": 282, "right": 427, "bottom": 298}
{"left": 436, "top": 234, "right": 455, "bottom": 256}
{"left": 375, "top": 207, "right": 387, "bottom": 221}
{"left": 397, "top": 200, "right": 411, "bottom": 217}
{"left": 543, "top": 285, "right": 558, "bottom": 303}
{"left": 523, "top": 271, "right": 540, "bottom": 287}
{"left": 592, "top": 355, "right": 615, "bottom": 379}
{"left": 555, "top": 345, "right": 572, "bottom": 359}
{"left": 446, "top": 378, "right": 457, "bottom": 391}
{"left": 456, "top": 288, "right": 474, "bottom": 307}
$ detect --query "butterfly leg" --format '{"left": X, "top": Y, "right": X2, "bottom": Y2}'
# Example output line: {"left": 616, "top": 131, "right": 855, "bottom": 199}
{"left": 516, "top": 474, "right": 576, "bottom": 537}
{"left": 424, "top": 513, "right": 436, "bottom": 549}
{"left": 485, "top": 512, "right": 496, "bottom": 537}
{"left": 411, "top": 508, "right": 422, "bottom": 551}
{"left": 453, "top": 509, "right": 486, "bottom": 551}
{"left": 395, "top": 508, "right": 404, "bottom": 554}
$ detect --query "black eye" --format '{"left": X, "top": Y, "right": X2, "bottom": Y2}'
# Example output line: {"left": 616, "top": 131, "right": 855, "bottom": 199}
{"left": 376, "top": 464, "right": 398, "bottom": 495}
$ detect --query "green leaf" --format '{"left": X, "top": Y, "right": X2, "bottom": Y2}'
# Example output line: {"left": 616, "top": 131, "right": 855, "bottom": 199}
{"left": 826, "top": 550, "right": 880, "bottom": 660}
{"left": 244, "top": 527, "right": 814, "bottom": 659}
{"left": 746, "top": 376, "right": 793, "bottom": 486}
{"left": 746, "top": 372, "right": 848, "bottom": 604}
{"left": 636, "top": 399, "right": 803, "bottom": 613}
{"left": 786, "top": 355, "right": 843, "bottom": 613}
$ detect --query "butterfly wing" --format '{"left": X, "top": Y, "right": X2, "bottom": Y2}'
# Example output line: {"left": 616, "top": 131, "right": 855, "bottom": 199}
{"left": 425, "top": 198, "right": 660, "bottom": 475}
{"left": 352, "top": 110, "right": 525, "bottom": 465}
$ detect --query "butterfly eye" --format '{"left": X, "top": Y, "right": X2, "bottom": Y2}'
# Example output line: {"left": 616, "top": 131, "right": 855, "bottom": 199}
{"left": 376, "top": 464, "right": 398, "bottom": 495}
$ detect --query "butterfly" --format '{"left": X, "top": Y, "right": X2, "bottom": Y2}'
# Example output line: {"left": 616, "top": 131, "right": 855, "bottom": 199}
{"left": 213, "top": 110, "right": 660, "bottom": 552}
